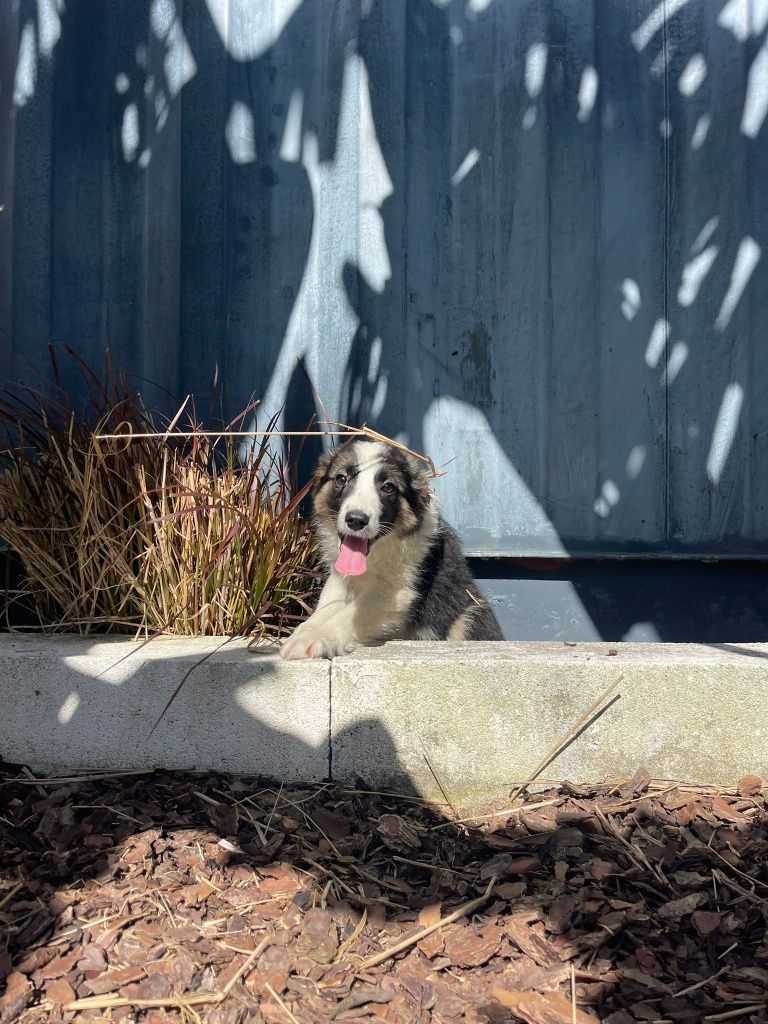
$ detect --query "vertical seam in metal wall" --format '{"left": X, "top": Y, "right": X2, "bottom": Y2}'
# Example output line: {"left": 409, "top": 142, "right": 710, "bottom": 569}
{"left": 140, "top": 9, "right": 150, "bottom": 380}
{"left": 402, "top": 3, "right": 410, "bottom": 424}
{"left": 544, "top": 2, "right": 554, "bottom": 512}
{"left": 175, "top": 0, "right": 185, "bottom": 403}
{"left": 222, "top": 0, "right": 231, "bottom": 398}
{"left": 48, "top": 2, "right": 56, "bottom": 368}
{"left": 662, "top": 0, "right": 671, "bottom": 549}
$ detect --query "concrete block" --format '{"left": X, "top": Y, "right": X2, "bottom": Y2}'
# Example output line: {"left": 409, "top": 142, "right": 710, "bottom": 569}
{"left": 0, "top": 636, "right": 329, "bottom": 779}
{"left": 330, "top": 641, "right": 768, "bottom": 801}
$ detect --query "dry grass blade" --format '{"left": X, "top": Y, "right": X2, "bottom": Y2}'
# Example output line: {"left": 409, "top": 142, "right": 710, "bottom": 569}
{"left": 421, "top": 744, "right": 460, "bottom": 821}
{"left": 265, "top": 982, "right": 302, "bottom": 1024}
{"left": 326, "top": 420, "right": 441, "bottom": 478}
{"left": 0, "top": 882, "right": 23, "bottom": 911}
{"left": 0, "top": 352, "right": 320, "bottom": 639}
{"left": 673, "top": 965, "right": 729, "bottom": 998}
{"left": 92, "top": 421, "right": 441, "bottom": 476}
{"left": 64, "top": 939, "right": 265, "bottom": 1012}
{"left": 703, "top": 1007, "right": 767, "bottom": 1022}
{"left": 358, "top": 875, "right": 497, "bottom": 970}
{"left": 335, "top": 908, "right": 368, "bottom": 962}
{"left": 507, "top": 675, "right": 623, "bottom": 803}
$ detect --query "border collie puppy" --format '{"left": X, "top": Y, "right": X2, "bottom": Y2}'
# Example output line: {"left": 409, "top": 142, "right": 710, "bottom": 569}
{"left": 281, "top": 437, "right": 503, "bottom": 659}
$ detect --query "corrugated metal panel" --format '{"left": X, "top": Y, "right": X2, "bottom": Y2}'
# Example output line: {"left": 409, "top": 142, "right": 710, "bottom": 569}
{"left": 1, "top": 0, "right": 766, "bottom": 558}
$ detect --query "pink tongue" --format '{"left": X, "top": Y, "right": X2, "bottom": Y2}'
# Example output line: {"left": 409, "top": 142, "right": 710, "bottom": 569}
{"left": 335, "top": 536, "right": 369, "bottom": 576}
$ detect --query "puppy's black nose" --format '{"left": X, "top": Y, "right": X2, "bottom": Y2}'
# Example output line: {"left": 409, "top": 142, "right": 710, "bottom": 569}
{"left": 345, "top": 511, "right": 369, "bottom": 532}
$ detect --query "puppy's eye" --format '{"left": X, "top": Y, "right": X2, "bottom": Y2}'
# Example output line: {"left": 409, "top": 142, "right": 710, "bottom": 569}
{"left": 380, "top": 481, "right": 396, "bottom": 495}
{"left": 334, "top": 473, "right": 347, "bottom": 487}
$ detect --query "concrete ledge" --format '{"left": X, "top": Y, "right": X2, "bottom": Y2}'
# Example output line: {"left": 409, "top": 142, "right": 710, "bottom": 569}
{"left": 0, "top": 637, "right": 329, "bottom": 780}
{"left": 1, "top": 637, "right": 766, "bottom": 800}
{"left": 331, "top": 642, "right": 768, "bottom": 800}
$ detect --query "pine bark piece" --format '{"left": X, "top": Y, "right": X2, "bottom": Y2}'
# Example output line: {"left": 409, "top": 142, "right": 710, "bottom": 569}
{"left": 0, "top": 972, "right": 32, "bottom": 1021}
{"left": 444, "top": 924, "right": 503, "bottom": 968}
{"left": 491, "top": 988, "right": 598, "bottom": 1024}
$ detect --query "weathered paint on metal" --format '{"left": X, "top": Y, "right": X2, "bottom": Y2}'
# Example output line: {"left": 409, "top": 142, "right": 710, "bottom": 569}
{"left": 1, "top": 0, "right": 766, "bottom": 558}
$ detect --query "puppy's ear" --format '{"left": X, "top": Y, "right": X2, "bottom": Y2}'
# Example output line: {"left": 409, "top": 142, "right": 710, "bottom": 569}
{"left": 312, "top": 448, "right": 335, "bottom": 493}
{"left": 406, "top": 455, "right": 432, "bottom": 512}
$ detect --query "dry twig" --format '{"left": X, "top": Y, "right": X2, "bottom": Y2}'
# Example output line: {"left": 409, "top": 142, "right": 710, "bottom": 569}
{"left": 358, "top": 875, "right": 498, "bottom": 970}
{"left": 507, "top": 674, "right": 623, "bottom": 803}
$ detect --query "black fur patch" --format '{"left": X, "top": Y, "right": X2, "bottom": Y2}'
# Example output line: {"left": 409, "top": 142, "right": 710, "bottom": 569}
{"left": 406, "top": 523, "right": 503, "bottom": 640}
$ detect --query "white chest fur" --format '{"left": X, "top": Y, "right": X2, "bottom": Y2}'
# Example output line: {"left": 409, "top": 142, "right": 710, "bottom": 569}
{"left": 281, "top": 505, "right": 438, "bottom": 659}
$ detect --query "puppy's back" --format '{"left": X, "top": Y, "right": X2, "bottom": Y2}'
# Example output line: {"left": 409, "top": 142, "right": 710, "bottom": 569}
{"left": 405, "top": 520, "right": 503, "bottom": 641}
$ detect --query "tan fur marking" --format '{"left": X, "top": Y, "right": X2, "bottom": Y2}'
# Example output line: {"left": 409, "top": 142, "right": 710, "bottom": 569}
{"left": 447, "top": 607, "right": 477, "bottom": 641}
{"left": 313, "top": 481, "right": 333, "bottom": 519}
{"left": 395, "top": 494, "right": 418, "bottom": 535}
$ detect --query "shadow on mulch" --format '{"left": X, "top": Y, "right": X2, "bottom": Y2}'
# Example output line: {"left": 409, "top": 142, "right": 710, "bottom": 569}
{"left": 1, "top": 767, "right": 767, "bottom": 1024}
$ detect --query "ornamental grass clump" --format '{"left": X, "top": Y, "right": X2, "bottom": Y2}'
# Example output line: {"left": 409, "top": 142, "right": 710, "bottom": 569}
{"left": 0, "top": 350, "right": 319, "bottom": 637}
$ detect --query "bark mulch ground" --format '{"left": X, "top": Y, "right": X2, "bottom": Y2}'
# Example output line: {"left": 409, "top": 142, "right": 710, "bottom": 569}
{"left": 1, "top": 768, "right": 766, "bottom": 1024}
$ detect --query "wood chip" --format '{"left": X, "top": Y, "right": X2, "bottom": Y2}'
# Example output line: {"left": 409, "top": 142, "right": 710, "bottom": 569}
{"left": 491, "top": 988, "right": 598, "bottom": 1024}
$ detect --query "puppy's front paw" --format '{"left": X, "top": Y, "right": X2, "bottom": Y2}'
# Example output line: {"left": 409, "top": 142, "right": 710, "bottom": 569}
{"left": 280, "top": 629, "right": 357, "bottom": 661}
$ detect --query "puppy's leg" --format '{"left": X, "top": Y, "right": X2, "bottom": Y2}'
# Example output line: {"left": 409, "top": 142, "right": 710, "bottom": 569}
{"left": 280, "top": 575, "right": 360, "bottom": 660}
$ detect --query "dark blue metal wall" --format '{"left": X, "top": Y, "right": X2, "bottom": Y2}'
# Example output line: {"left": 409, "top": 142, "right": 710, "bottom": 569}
{"left": 2, "top": 0, "right": 767, "bottom": 567}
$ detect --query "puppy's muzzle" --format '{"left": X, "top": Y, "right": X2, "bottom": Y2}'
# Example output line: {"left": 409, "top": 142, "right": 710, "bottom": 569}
{"left": 344, "top": 510, "right": 370, "bottom": 532}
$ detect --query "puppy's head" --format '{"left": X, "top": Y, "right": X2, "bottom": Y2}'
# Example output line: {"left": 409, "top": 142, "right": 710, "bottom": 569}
{"left": 312, "top": 438, "right": 432, "bottom": 576}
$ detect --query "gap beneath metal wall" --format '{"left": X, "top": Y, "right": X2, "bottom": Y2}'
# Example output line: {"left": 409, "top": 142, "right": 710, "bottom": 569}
{"left": 470, "top": 558, "right": 768, "bottom": 643}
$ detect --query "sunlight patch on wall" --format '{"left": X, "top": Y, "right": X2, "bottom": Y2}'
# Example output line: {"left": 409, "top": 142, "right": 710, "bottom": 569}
{"left": 623, "top": 622, "right": 661, "bottom": 641}
{"left": 37, "top": 0, "right": 63, "bottom": 58}
{"left": 691, "top": 216, "right": 718, "bottom": 255}
{"left": 626, "top": 446, "right": 647, "bottom": 479}
{"left": 621, "top": 278, "right": 641, "bottom": 320}
{"left": 370, "top": 373, "right": 388, "bottom": 419}
{"left": 357, "top": 57, "right": 394, "bottom": 295}
{"left": 522, "top": 43, "right": 547, "bottom": 129}
{"left": 678, "top": 246, "right": 718, "bottom": 306}
{"left": 645, "top": 319, "right": 669, "bottom": 369}
{"left": 594, "top": 479, "right": 620, "bottom": 519}
{"left": 663, "top": 341, "right": 688, "bottom": 385}
{"left": 253, "top": 53, "right": 393, "bottom": 449}
{"left": 280, "top": 90, "right": 304, "bottom": 163}
{"left": 650, "top": 43, "right": 674, "bottom": 78}
{"left": 577, "top": 66, "right": 598, "bottom": 122}
{"left": 150, "top": 0, "right": 197, "bottom": 97}
{"left": 367, "top": 337, "right": 383, "bottom": 384}
{"left": 525, "top": 43, "right": 548, "bottom": 96}
{"left": 451, "top": 148, "right": 480, "bottom": 187}
{"left": 423, "top": 397, "right": 568, "bottom": 554}
{"left": 715, "top": 237, "right": 761, "bottom": 330}
{"left": 225, "top": 101, "right": 257, "bottom": 164}
{"left": 678, "top": 54, "right": 707, "bottom": 96}
{"left": 205, "top": 0, "right": 302, "bottom": 61}
{"left": 690, "top": 114, "right": 711, "bottom": 149}
{"left": 13, "top": 22, "right": 36, "bottom": 107}
{"left": 12, "top": 0, "right": 64, "bottom": 107}
{"left": 121, "top": 103, "right": 140, "bottom": 161}
{"left": 706, "top": 383, "right": 744, "bottom": 484}
{"left": 631, "top": 0, "right": 693, "bottom": 51}
{"left": 742, "top": 40, "right": 768, "bottom": 137}
{"left": 717, "top": 0, "right": 768, "bottom": 42}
